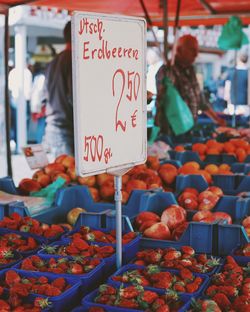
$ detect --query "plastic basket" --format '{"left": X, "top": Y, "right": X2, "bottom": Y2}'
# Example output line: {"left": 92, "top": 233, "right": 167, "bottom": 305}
{"left": 0, "top": 269, "right": 81, "bottom": 312}
{"left": 0, "top": 228, "right": 43, "bottom": 257}
{"left": 133, "top": 243, "right": 222, "bottom": 276}
{"left": 81, "top": 286, "right": 192, "bottom": 312}
{"left": 14, "top": 254, "right": 105, "bottom": 293}
{"left": 38, "top": 239, "right": 117, "bottom": 277}
{"left": 108, "top": 264, "right": 210, "bottom": 298}
{"left": 215, "top": 222, "right": 249, "bottom": 256}
{"left": 64, "top": 227, "right": 141, "bottom": 264}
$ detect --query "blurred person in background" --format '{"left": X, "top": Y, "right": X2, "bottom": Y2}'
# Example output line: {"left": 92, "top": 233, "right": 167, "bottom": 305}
{"left": 155, "top": 35, "right": 226, "bottom": 135}
{"left": 224, "top": 53, "right": 249, "bottom": 115}
{"left": 43, "top": 20, "right": 73, "bottom": 157}
{"left": 30, "top": 62, "right": 47, "bottom": 143}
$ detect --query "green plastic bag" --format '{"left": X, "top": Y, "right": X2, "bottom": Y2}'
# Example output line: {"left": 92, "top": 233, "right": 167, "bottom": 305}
{"left": 218, "top": 16, "right": 249, "bottom": 50}
{"left": 30, "top": 177, "right": 66, "bottom": 209}
{"left": 161, "top": 77, "right": 194, "bottom": 136}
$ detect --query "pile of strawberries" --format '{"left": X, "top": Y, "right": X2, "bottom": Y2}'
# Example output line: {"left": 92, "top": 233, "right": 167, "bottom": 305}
{"left": 20, "top": 255, "right": 101, "bottom": 275}
{"left": 42, "top": 239, "right": 115, "bottom": 259}
{"left": 67, "top": 226, "right": 137, "bottom": 245}
{"left": 1, "top": 270, "right": 71, "bottom": 297}
{"left": 93, "top": 283, "right": 186, "bottom": 311}
{"left": 133, "top": 246, "right": 221, "bottom": 274}
{"left": 111, "top": 265, "right": 204, "bottom": 294}
{"left": 204, "top": 256, "right": 250, "bottom": 311}
{"left": 0, "top": 213, "right": 65, "bottom": 239}
{"left": 233, "top": 243, "right": 250, "bottom": 257}
{"left": 0, "top": 233, "right": 38, "bottom": 253}
{"left": 0, "top": 286, "right": 50, "bottom": 312}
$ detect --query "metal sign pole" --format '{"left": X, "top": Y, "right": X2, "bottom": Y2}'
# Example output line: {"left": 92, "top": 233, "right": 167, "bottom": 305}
{"left": 114, "top": 175, "right": 122, "bottom": 269}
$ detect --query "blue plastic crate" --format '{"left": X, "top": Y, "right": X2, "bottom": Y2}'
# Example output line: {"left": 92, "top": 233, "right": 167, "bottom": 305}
{"left": 82, "top": 286, "right": 192, "bottom": 312}
{"left": 38, "top": 239, "right": 117, "bottom": 277}
{"left": 109, "top": 264, "right": 210, "bottom": 298}
{"left": 74, "top": 210, "right": 134, "bottom": 232}
{"left": 213, "top": 174, "right": 250, "bottom": 196}
{"left": 0, "top": 269, "right": 81, "bottom": 312}
{"left": 64, "top": 226, "right": 141, "bottom": 264}
{"left": 140, "top": 220, "right": 215, "bottom": 255}
{"left": 0, "top": 176, "right": 18, "bottom": 195}
{"left": 14, "top": 254, "right": 105, "bottom": 293}
{"left": 0, "top": 228, "right": 43, "bottom": 257}
{"left": 176, "top": 175, "right": 209, "bottom": 194}
{"left": 133, "top": 243, "right": 222, "bottom": 276}
{"left": 7, "top": 185, "right": 148, "bottom": 225}
{"left": 216, "top": 222, "right": 249, "bottom": 256}
{"left": 0, "top": 290, "right": 50, "bottom": 311}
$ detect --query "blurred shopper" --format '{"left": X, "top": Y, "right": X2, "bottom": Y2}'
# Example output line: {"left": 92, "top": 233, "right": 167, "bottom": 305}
{"left": 224, "top": 53, "right": 249, "bottom": 115}
{"left": 155, "top": 35, "right": 226, "bottom": 135}
{"left": 43, "top": 21, "right": 73, "bottom": 157}
{"left": 30, "top": 63, "right": 47, "bottom": 143}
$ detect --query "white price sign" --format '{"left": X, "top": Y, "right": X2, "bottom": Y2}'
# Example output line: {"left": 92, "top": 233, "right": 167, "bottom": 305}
{"left": 72, "top": 12, "right": 147, "bottom": 177}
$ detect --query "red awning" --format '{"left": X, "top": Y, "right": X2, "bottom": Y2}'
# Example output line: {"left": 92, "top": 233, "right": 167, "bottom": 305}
{"left": 1, "top": 0, "right": 250, "bottom": 26}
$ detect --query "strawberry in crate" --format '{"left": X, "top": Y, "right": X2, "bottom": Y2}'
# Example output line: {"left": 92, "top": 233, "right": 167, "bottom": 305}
{"left": 204, "top": 256, "right": 250, "bottom": 311}
{"left": 68, "top": 226, "right": 138, "bottom": 244}
{"left": 0, "top": 270, "right": 72, "bottom": 297}
{"left": 111, "top": 265, "right": 205, "bottom": 294}
{"left": 91, "top": 283, "right": 187, "bottom": 310}
{"left": 41, "top": 239, "right": 115, "bottom": 259}
{"left": 0, "top": 213, "right": 65, "bottom": 239}
{"left": 134, "top": 246, "right": 221, "bottom": 274}
{"left": 20, "top": 255, "right": 101, "bottom": 275}
{"left": 0, "top": 233, "right": 39, "bottom": 253}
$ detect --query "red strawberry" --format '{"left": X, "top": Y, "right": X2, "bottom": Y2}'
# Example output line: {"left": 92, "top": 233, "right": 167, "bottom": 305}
{"left": 164, "top": 250, "right": 181, "bottom": 260}
{"left": 145, "top": 250, "right": 163, "bottom": 264}
{"left": 116, "top": 298, "right": 139, "bottom": 308}
{"left": 5, "top": 270, "right": 21, "bottom": 286}
{"left": 51, "top": 277, "right": 66, "bottom": 290}
{"left": 120, "top": 285, "right": 141, "bottom": 299}
{"left": 186, "top": 282, "right": 199, "bottom": 293}
{"left": 213, "top": 293, "right": 231, "bottom": 309}
{"left": 180, "top": 268, "right": 194, "bottom": 281}
{"left": 181, "top": 245, "right": 195, "bottom": 256}
{"left": 69, "top": 263, "right": 83, "bottom": 274}
{"left": 138, "top": 290, "right": 158, "bottom": 304}
{"left": 72, "top": 238, "right": 89, "bottom": 251}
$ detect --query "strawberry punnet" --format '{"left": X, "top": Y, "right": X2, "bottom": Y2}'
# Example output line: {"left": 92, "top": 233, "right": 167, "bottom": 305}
{"left": 0, "top": 213, "right": 64, "bottom": 239}
{"left": 94, "top": 284, "right": 185, "bottom": 310}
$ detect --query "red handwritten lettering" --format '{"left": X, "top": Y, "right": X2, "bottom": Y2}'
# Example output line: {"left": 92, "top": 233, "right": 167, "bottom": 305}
{"left": 83, "top": 41, "right": 90, "bottom": 59}
{"left": 112, "top": 69, "right": 126, "bottom": 132}
{"left": 78, "top": 18, "right": 104, "bottom": 40}
{"left": 83, "top": 134, "right": 111, "bottom": 163}
{"left": 131, "top": 109, "right": 138, "bottom": 127}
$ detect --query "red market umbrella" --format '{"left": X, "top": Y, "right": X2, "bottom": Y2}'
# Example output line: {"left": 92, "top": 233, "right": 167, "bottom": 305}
{"left": 1, "top": 0, "right": 250, "bottom": 26}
